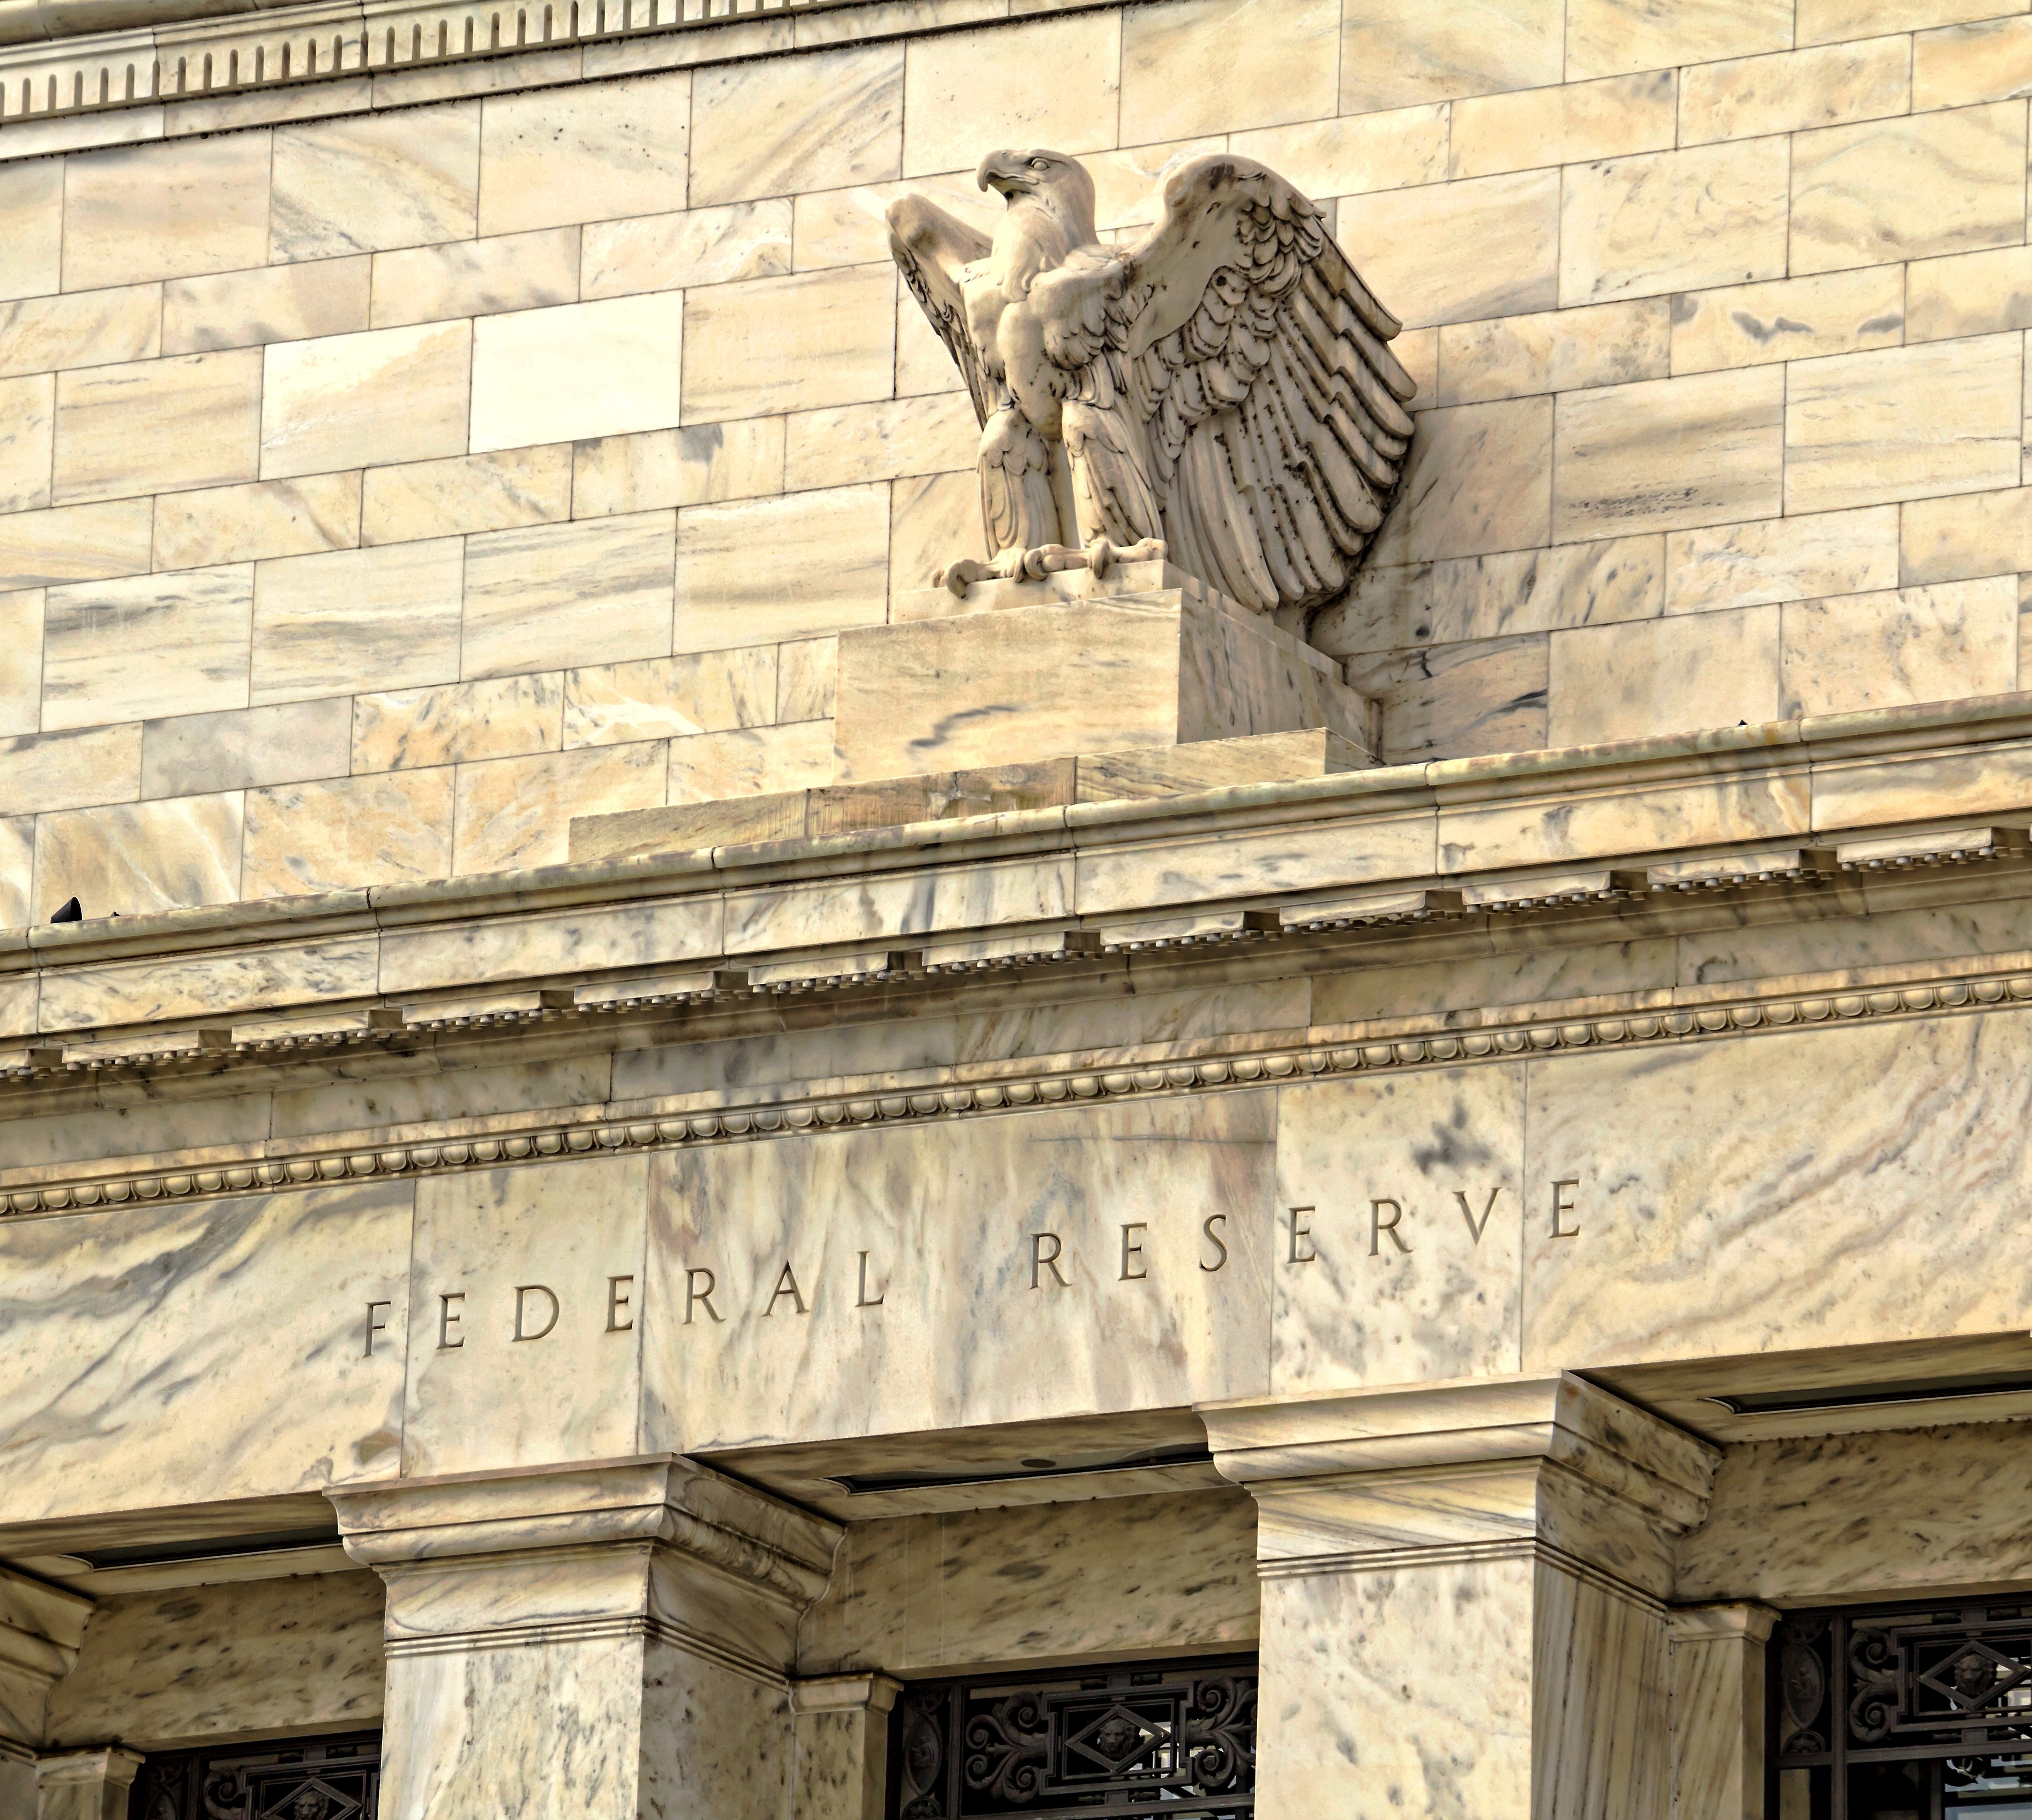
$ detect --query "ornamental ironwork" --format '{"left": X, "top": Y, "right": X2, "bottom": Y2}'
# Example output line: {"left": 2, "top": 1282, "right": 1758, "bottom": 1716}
{"left": 888, "top": 1658, "right": 1256, "bottom": 1820}
{"left": 1773, "top": 1600, "right": 2032, "bottom": 1817}
{"left": 129, "top": 1731, "right": 379, "bottom": 1820}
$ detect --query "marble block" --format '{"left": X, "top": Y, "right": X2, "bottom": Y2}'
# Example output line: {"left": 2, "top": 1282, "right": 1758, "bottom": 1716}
{"left": 832, "top": 572, "right": 1372, "bottom": 782}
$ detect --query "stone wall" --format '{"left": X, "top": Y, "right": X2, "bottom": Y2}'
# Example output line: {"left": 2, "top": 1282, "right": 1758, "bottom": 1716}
{"left": 0, "top": 0, "right": 2026, "bottom": 921}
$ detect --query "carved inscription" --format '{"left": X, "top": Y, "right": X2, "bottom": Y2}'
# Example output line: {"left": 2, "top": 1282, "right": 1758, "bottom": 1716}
{"left": 1282, "top": 1178, "right": 1578, "bottom": 1262}
{"left": 357, "top": 1179, "right": 1586, "bottom": 1347}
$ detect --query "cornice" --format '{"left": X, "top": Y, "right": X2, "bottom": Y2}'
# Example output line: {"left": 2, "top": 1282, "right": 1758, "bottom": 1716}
{"left": 5, "top": 941, "right": 2030, "bottom": 1219}
{"left": 6, "top": 689, "right": 2031, "bottom": 978}
{"left": 0, "top": 0, "right": 1020, "bottom": 151}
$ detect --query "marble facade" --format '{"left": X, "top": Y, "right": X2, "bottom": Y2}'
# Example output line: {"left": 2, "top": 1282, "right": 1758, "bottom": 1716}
{"left": 6, "top": 0, "right": 2032, "bottom": 1815}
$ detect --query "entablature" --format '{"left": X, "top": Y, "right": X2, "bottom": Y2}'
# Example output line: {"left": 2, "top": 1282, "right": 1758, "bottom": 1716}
{"left": 6, "top": 697, "right": 2032, "bottom": 1217}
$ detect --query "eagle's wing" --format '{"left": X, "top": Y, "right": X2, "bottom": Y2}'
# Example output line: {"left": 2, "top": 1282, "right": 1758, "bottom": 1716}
{"left": 1112, "top": 154, "right": 1418, "bottom": 615}
{"left": 887, "top": 195, "right": 994, "bottom": 429}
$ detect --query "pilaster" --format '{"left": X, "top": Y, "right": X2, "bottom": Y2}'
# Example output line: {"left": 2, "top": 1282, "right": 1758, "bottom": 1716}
{"left": 1668, "top": 1604, "right": 1777, "bottom": 1820}
{"left": 791, "top": 1673, "right": 901, "bottom": 1820}
{"left": 0, "top": 1565, "right": 94, "bottom": 1820}
{"left": 1201, "top": 1373, "right": 1720, "bottom": 1820}
{"left": 330, "top": 1454, "right": 844, "bottom": 1820}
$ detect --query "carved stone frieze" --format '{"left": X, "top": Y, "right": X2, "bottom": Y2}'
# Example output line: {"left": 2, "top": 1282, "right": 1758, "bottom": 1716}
{"left": 0, "top": 0, "right": 872, "bottom": 133}
{"left": 3, "top": 959, "right": 2029, "bottom": 1219}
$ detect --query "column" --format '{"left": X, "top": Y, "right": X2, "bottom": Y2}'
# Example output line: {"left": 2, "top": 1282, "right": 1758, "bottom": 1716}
{"left": 791, "top": 1674, "right": 901, "bottom": 1820}
{"left": 0, "top": 1563, "right": 94, "bottom": 1820}
{"left": 330, "top": 1455, "right": 843, "bottom": 1820}
{"left": 1669, "top": 1605, "right": 1776, "bottom": 1820}
{"left": 33, "top": 1751, "right": 142, "bottom": 1820}
{"left": 1201, "top": 1373, "right": 1720, "bottom": 1820}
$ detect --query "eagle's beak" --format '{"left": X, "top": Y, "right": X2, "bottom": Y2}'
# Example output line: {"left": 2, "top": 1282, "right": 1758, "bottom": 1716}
{"left": 977, "top": 153, "right": 1022, "bottom": 197}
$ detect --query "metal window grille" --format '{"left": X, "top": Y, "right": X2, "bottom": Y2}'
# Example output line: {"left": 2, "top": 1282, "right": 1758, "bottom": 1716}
{"left": 887, "top": 1657, "right": 1257, "bottom": 1820}
{"left": 128, "top": 1730, "right": 380, "bottom": 1820}
{"left": 1773, "top": 1600, "right": 2032, "bottom": 1818}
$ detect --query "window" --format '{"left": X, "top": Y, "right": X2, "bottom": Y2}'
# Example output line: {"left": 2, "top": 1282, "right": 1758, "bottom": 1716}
{"left": 129, "top": 1731, "right": 380, "bottom": 1820}
{"left": 1774, "top": 1602, "right": 2032, "bottom": 1819}
{"left": 888, "top": 1657, "right": 1256, "bottom": 1820}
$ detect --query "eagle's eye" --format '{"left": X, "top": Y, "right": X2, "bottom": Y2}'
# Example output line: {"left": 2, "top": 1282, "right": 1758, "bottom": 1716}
{"left": 1029, "top": 158, "right": 1049, "bottom": 170}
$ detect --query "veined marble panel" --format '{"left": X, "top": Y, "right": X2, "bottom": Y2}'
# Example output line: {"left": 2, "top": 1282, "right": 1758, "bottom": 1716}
{"left": 1436, "top": 759, "right": 1808, "bottom": 874}
{"left": 1256, "top": 1555, "right": 1535, "bottom": 1820}
{"left": 370, "top": 225, "right": 579, "bottom": 329}
{"left": 640, "top": 1092, "right": 1276, "bottom": 1450}
{"left": 29, "top": 793, "right": 242, "bottom": 921}
{"left": 141, "top": 699, "right": 352, "bottom": 800}
{"left": 0, "top": 159, "right": 61, "bottom": 302}
{"left": 1679, "top": 1421, "right": 2032, "bottom": 1603}
{"left": 1073, "top": 808, "right": 1437, "bottom": 916}
{"left": 689, "top": 42, "right": 902, "bottom": 207}
{"left": 46, "top": 1570, "right": 386, "bottom": 1748}
{"left": 401, "top": 1158, "right": 648, "bottom": 1478}
{"left": 900, "top": 12, "right": 1120, "bottom": 178}
{"left": 1273, "top": 1068, "right": 1526, "bottom": 1395}
{"left": 723, "top": 854, "right": 1073, "bottom": 957}
{"left": 270, "top": 105, "right": 480, "bottom": 261}
{"left": 1522, "top": 1011, "right": 2032, "bottom": 1368}
{"left": 42, "top": 565, "right": 254, "bottom": 733}
{"left": 375, "top": 893, "right": 724, "bottom": 994}
{"left": 477, "top": 71, "right": 692, "bottom": 238}
{"left": 35, "top": 931, "right": 378, "bottom": 1030}
{"left": 796, "top": 1487, "right": 1258, "bottom": 1676}
{"left": 0, "top": 1182, "right": 409, "bottom": 1525}
{"left": 379, "top": 1631, "right": 652, "bottom": 1820}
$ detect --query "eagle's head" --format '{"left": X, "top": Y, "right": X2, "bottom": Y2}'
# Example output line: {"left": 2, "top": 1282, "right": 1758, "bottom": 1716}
{"left": 977, "top": 148, "right": 1097, "bottom": 245}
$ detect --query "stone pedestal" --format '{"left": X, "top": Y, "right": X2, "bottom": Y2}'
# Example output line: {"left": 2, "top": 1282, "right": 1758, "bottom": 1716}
{"left": 833, "top": 564, "right": 1371, "bottom": 781}
{"left": 1668, "top": 1605, "right": 1776, "bottom": 1820}
{"left": 1201, "top": 1375, "right": 1719, "bottom": 1820}
{"left": 32, "top": 1750, "right": 141, "bottom": 1820}
{"left": 330, "top": 1457, "right": 842, "bottom": 1820}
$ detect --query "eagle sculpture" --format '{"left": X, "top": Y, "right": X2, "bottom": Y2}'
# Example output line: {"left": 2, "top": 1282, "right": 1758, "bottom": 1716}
{"left": 887, "top": 148, "right": 1417, "bottom": 613}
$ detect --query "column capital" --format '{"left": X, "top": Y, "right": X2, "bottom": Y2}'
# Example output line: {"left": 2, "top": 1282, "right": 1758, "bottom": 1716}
{"left": 791, "top": 1674, "right": 902, "bottom": 1717}
{"left": 1669, "top": 1601, "right": 1780, "bottom": 1646}
{"left": 34, "top": 1749, "right": 143, "bottom": 1788}
{"left": 1201, "top": 1370, "right": 1718, "bottom": 1530}
{"left": 0, "top": 1565, "right": 93, "bottom": 1761}
{"left": 327, "top": 1452, "right": 843, "bottom": 1609}
{"left": 1199, "top": 1371, "right": 1719, "bottom": 1599}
